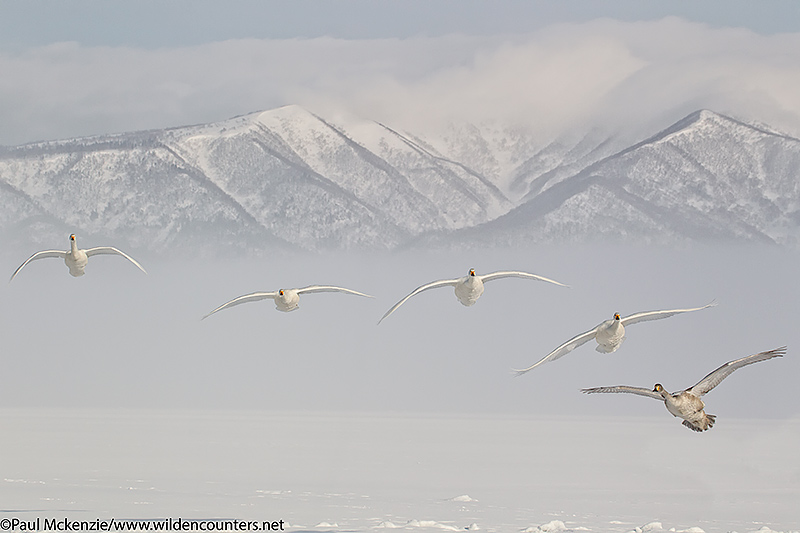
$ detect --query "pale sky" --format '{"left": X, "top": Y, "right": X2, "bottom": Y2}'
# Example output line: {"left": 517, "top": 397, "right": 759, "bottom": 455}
{"left": 1, "top": 0, "right": 799, "bottom": 48}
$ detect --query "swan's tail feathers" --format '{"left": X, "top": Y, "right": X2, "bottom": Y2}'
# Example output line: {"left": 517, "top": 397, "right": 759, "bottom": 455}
{"left": 682, "top": 420, "right": 703, "bottom": 432}
{"left": 682, "top": 413, "right": 716, "bottom": 432}
{"left": 595, "top": 338, "right": 624, "bottom": 354}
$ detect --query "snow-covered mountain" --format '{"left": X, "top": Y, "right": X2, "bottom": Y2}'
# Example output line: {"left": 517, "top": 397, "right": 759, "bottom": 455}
{"left": 1, "top": 107, "right": 799, "bottom": 254}
{"left": 0, "top": 105, "right": 511, "bottom": 253}
{"left": 418, "top": 110, "right": 800, "bottom": 248}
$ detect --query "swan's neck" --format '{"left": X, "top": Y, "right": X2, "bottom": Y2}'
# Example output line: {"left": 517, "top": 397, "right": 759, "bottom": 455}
{"left": 70, "top": 239, "right": 79, "bottom": 255}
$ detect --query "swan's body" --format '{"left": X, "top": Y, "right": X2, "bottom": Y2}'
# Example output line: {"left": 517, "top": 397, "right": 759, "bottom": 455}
{"left": 514, "top": 303, "right": 716, "bottom": 375}
{"left": 594, "top": 315, "right": 626, "bottom": 353}
{"left": 378, "top": 269, "right": 567, "bottom": 324}
{"left": 453, "top": 273, "right": 485, "bottom": 306}
{"left": 581, "top": 347, "right": 786, "bottom": 432}
{"left": 10, "top": 234, "right": 147, "bottom": 280}
{"left": 203, "top": 285, "right": 373, "bottom": 319}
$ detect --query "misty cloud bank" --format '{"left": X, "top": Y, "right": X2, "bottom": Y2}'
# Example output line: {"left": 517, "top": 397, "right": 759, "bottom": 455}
{"left": 2, "top": 18, "right": 800, "bottom": 146}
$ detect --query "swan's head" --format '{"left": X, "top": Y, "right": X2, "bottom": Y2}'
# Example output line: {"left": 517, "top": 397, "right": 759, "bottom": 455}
{"left": 69, "top": 234, "right": 76, "bottom": 242}
{"left": 469, "top": 269, "right": 476, "bottom": 276}
{"left": 653, "top": 383, "right": 664, "bottom": 393}
{"left": 279, "top": 289, "right": 284, "bottom": 296}
{"left": 614, "top": 313, "right": 620, "bottom": 321}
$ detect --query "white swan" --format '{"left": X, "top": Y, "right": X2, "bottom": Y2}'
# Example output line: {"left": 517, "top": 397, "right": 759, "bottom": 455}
{"left": 10, "top": 234, "right": 147, "bottom": 281}
{"left": 203, "top": 285, "right": 373, "bottom": 319}
{"left": 378, "top": 269, "right": 568, "bottom": 324}
{"left": 514, "top": 302, "right": 716, "bottom": 375}
{"left": 581, "top": 347, "right": 786, "bottom": 431}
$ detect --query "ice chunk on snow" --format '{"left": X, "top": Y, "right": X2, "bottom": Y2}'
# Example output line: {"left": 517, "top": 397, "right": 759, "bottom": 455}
{"left": 633, "top": 523, "right": 707, "bottom": 533}
{"left": 447, "top": 494, "right": 478, "bottom": 502}
{"left": 523, "top": 520, "right": 568, "bottom": 533}
{"left": 404, "top": 520, "right": 462, "bottom": 531}
{"left": 630, "top": 522, "right": 664, "bottom": 533}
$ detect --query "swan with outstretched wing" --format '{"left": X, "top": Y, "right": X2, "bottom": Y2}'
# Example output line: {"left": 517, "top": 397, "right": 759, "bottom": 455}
{"left": 513, "top": 302, "right": 716, "bottom": 375}
{"left": 581, "top": 347, "right": 786, "bottom": 432}
{"left": 378, "top": 269, "right": 567, "bottom": 324}
{"left": 203, "top": 285, "right": 373, "bottom": 319}
{"left": 10, "top": 234, "right": 146, "bottom": 281}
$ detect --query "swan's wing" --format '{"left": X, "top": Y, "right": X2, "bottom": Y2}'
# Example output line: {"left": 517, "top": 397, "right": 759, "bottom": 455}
{"left": 202, "top": 292, "right": 278, "bottom": 320}
{"left": 9, "top": 250, "right": 67, "bottom": 282}
{"left": 84, "top": 247, "right": 147, "bottom": 274}
{"left": 296, "top": 285, "right": 373, "bottom": 298}
{"left": 377, "top": 278, "right": 460, "bottom": 324}
{"left": 581, "top": 385, "right": 663, "bottom": 401}
{"left": 478, "top": 270, "right": 569, "bottom": 288}
{"left": 512, "top": 327, "right": 599, "bottom": 376}
{"left": 620, "top": 301, "right": 716, "bottom": 326}
{"left": 686, "top": 346, "right": 786, "bottom": 397}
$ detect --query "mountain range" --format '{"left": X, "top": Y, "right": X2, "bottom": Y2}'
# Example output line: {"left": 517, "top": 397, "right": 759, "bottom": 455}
{"left": 1, "top": 106, "right": 798, "bottom": 255}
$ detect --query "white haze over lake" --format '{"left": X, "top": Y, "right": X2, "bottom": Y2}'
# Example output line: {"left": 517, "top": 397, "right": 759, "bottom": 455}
{"left": 0, "top": 244, "right": 798, "bottom": 531}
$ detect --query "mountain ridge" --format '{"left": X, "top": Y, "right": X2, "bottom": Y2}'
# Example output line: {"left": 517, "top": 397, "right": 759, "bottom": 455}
{"left": 1, "top": 106, "right": 798, "bottom": 254}
{"left": 417, "top": 109, "right": 800, "bottom": 248}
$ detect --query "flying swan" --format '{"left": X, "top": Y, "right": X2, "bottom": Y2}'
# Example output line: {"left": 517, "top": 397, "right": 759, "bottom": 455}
{"left": 377, "top": 269, "right": 568, "bottom": 324}
{"left": 10, "top": 234, "right": 147, "bottom": 281}
{"left": 203, "top": 285, "right": 373, "bottom": 319}
{"left": 513, "top": 302, "right": 716, "bottom": 375}
{"left": 581, "top": 347, "right": 786, "bottom": 431}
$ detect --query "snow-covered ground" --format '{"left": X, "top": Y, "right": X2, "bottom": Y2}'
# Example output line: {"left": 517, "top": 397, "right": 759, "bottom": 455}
{"left": 0, "top": 409, "right": 798, "bottom": 532}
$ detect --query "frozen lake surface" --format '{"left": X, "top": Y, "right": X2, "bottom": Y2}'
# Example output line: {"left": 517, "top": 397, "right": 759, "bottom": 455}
{"left": 1, "top": 409, "right": 797, "bottom": 533}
